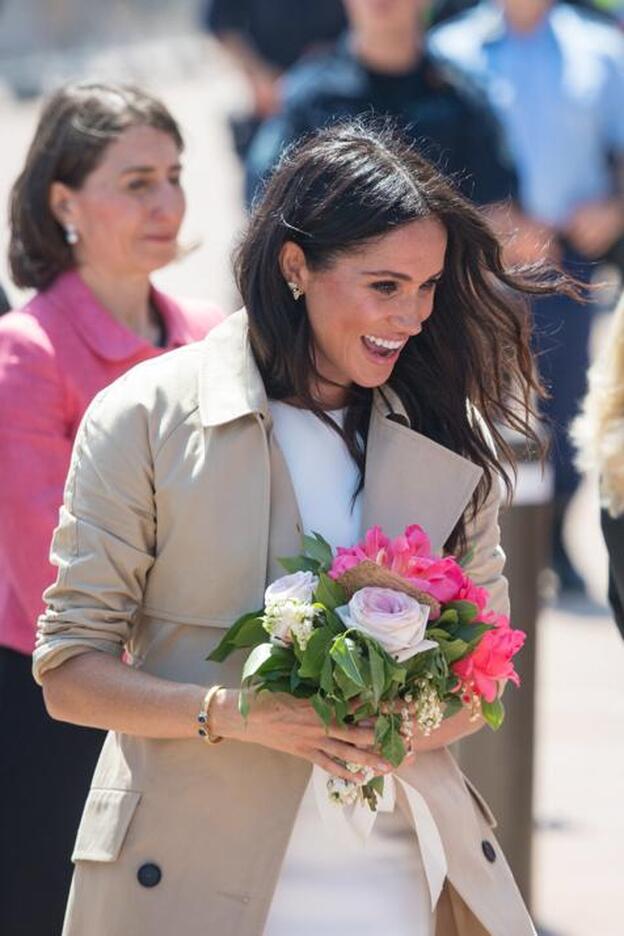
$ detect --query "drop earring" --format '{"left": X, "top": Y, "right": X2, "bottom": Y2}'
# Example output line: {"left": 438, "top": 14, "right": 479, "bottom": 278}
{"left": 64, "top": 224, "right": 79, "bottom": 246}
{"left": 287, "top": 281, "right": 303, "bottom": 301}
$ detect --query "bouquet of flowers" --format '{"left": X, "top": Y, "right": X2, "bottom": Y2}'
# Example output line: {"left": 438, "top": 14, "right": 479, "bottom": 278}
{"left": 208, "top": 524, "right": 525, "bottom": 810}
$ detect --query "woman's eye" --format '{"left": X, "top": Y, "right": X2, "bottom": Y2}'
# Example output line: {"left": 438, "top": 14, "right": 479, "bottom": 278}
{"left": 128, "top": 178, "right": 148, "bottom": 191}
{"left": 169, "top": 174, "right": 182, "bottom": 187}
{"left": 421, "top": 279, "right": 441, "bottom": 292}
{"left": 371, "top": 281, "right": 398, "bottom": 296}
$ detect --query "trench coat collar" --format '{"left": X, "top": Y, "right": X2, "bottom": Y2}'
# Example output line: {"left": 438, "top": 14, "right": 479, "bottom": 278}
{"left": 198, "top": 307, "right": 268, "bottom": 427}
{"left": 198, "top": 307, "right": 483, "bottom": 548}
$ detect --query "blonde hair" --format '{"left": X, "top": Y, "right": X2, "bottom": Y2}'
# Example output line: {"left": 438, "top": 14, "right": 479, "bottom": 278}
{"left": 572, "top": 292, "right": 624, "bottom": 516}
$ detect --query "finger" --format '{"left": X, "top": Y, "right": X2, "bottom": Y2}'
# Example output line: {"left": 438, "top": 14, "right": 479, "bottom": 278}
{"left": 328, "top": 724, "right": 376, "bottom": 748}
{"left": 321, "top": 738, "right": 392, "bottom": 774}
{"left": 313, "top": 751, "right": 366, "bottom": 782}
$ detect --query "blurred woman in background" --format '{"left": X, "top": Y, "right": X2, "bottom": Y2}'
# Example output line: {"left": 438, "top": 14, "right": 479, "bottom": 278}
{"left": 0, "top": 82, "right": 222, "bottom": 935}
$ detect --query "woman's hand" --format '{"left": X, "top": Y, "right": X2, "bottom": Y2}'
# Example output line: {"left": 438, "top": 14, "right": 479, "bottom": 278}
{"left": 212, "top": 689, "right": 394, "bottom": 782}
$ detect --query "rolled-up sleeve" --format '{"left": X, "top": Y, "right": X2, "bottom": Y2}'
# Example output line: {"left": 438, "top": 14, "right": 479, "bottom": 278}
{"left": 462, "top": 471, "right": 509, "bottom": 619}
{"left": 461, "top": 407, "right": 510, "bottom": 619}
{"left": 33, "top": 383, "right": 156, "bottom": 684}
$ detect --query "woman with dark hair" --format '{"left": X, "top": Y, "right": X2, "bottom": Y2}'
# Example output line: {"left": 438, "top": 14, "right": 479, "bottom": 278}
{"left": 0, "top": 82, "right": 222, "bottom": 934}
{"left": 32, "top": 122, "right": 559, "bottom": 935}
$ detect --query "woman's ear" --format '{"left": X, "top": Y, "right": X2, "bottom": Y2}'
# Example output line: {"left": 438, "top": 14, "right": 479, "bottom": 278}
{"left": 278, "top": 241, "right": 310, "bottom": 294}
{"left": 49, "top": 181, "right": 77, "bottom": 226}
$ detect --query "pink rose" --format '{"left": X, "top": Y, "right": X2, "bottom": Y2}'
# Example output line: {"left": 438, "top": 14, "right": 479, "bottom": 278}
{"left": 337, "top": 586, "right": 437, "bottom": 662}
{"left": 400, "top": 555, "right": 466, "bottom": 604}
{"left": 452, "top": 615, "right": 526, "bottom": 703}
{"left": 329, "top": 525, "right": 391, "bottom": 580}
{"left": 451, "top": 573, "right": 489, "bottom": 613}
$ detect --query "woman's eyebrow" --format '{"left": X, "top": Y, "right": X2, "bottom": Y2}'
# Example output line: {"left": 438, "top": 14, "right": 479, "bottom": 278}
{"left": 120, "top": 162, "right": 182, "bottom": 175}
{"left": 360, "top": 269, "right": 444, "bottom": 280}
{"left": 360, "top": 269, "right": 412, "bottom": 280}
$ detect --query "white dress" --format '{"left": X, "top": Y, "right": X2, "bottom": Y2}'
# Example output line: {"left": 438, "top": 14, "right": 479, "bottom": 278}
{"left": 264, "top": 402, "right": 436, "bottom": 936}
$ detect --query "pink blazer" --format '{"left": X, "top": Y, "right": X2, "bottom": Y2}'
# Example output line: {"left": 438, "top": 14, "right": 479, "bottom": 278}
{"left": 0, "top": 270, "right": 223, "bottom": 655}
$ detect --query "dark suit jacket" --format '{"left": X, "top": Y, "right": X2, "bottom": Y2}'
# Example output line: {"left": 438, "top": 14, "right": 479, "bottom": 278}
{"left": 601, "top": 509, "right": 624, "bottom": 639}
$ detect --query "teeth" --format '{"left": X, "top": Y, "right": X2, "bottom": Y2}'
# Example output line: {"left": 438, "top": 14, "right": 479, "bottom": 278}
{"left": 364, "top": 335, "right": 404, "bottom": 351}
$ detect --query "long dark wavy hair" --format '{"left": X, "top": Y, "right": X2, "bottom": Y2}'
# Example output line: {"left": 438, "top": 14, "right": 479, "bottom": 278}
{"left": 235, "top": 121, "right": 575, "bottom": 554}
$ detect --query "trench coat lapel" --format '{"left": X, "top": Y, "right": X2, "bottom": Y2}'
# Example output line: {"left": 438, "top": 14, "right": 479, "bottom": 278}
{"left": 197, "top": 309, "right": 483, "bottom": 576}
{"left": 363, "top": 388, "right": 483, "bottom": 551}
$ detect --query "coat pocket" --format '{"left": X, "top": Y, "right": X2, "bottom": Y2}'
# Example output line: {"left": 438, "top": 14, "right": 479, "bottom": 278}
{"left": 462, "top": 774, "right": 497, "bottom": 829}
{"left": 72, "top": 788, "right": 142, "bottom": 862}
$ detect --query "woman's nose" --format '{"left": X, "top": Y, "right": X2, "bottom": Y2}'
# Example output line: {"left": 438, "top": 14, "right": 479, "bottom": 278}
{"left": 151, "top": 181, "right": 185, "bottom": 222}
{"left": 391, "top": 294, "right": 433, "bottom": 332}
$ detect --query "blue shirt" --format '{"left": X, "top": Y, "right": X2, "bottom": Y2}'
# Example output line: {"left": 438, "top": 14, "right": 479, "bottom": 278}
{"left": 430, "top": 2, "right": 624, "bottom": 226}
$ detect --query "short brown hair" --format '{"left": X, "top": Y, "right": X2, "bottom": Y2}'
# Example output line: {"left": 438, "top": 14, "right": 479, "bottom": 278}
{"left": 9, "top": 82, "right": 184, "bottom": 291}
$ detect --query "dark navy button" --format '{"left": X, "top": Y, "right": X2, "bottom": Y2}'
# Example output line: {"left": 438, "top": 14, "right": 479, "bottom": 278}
{"left": 137, "top": 863, "right": 162, "bottom": 887}
{"left": 481, "top": 840, "right": 496, "bottom": 863}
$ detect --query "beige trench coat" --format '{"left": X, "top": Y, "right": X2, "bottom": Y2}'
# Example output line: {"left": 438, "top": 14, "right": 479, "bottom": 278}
{"left": 34, "top": 309, "right": 535, "bottom": 936}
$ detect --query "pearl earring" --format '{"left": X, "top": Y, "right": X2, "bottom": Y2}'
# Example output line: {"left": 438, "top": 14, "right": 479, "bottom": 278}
{"left": 64, "top": 224, "right": 79, "bottom": 246}
{"left": 287, "top": 281, "right": 303, "bottom": 301}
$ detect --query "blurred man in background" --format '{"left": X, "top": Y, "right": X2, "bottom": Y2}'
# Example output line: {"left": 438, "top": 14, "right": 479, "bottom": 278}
{"left": 245, "top": 0, "right": 519, "bottom": 213}
{"left": 202, "top": 0, "right": 346, "bottom": 158}
{"left": 431, "top": 0, "right": 624, "bottom": 592}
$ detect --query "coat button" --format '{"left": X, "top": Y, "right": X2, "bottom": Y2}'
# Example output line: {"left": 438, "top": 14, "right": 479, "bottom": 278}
{"left": 137, "top": 863, "right": 162, "bottom": 887}
{"left": 481, "top": 840, "right": 496, "bottom": 863}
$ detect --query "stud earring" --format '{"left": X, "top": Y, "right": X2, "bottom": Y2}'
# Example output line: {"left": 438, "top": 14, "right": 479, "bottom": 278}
{"left": 287, "top": 281, "right": 304, "bottom": 301}
{"left": 64, "top": 224, "right": 79, "bottom": 246}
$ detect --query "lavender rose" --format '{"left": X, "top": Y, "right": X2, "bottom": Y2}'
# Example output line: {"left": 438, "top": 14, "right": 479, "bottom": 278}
{"left": 337, "top": 587, "right": 437, "bottom": 662}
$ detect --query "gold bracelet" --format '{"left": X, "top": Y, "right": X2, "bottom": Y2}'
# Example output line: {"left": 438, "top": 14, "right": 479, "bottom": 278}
{"left": 197, "top": 685, "right": 224, "bottom": 744}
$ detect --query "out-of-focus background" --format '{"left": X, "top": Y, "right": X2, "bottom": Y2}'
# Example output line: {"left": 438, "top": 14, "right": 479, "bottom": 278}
{"left": 0, "top": 2, "right": 622, "bottom": 935}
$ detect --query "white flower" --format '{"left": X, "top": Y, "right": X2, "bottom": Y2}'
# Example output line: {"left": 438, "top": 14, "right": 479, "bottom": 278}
{"left": 263, "top": 571, "right": 319, "bottom": 649}
{"left": 265, "top": 571, "right": 318, "bottom": 606}
{"left": 262, "top": 598, "right": 317, "bottom": 649}
{"left": 326, "top": 777, "right": 360, "bottom": 806}
{"left": 337, "top": 586, "right": 437, "bottom": 662}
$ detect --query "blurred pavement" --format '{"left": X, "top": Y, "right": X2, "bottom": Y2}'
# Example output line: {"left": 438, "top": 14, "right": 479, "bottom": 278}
{"left": 0, "top": 32, "right": 622, "bottom": 936}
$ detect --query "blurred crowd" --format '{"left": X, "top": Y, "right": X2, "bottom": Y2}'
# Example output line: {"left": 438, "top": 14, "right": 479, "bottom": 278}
{"left": 0, "top": 1, "right": 623, "bottom": 934}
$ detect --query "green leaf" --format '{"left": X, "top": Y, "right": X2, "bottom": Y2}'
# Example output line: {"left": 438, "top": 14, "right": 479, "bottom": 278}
{"left": 481, "top": 697, "right": 505, "bottom": 730}
{"left": 311, "top": 693, "right": 332, "bottom": 726}
{"left": 207, "top": 610, "right": 264, "bottom": 662}
{"left": 381, "top": 721, "right": 406, "bottom": 768}
{"left": 278, "top": 555, "right": 321, "bottom": 574}
{"left": 303, "top": 532, "right": 334, "bottom": 569}
{"left": 231, "top": 616, "right": 268, "bottom": 648}
{"left": 440, "top": 638, "right": 469, "bottom": 664}
{"left": 454, "top": 621, "right": 495, "bottom": 645}
{"left": 436, "top": 609, "right": 459, "bottom": 627}
{"left": 314, "top": 572, "right": 346, "bottom": 611}
{"left": 369, "top": 775, "right": 385, "bottom": 796}
{"left": 445, "top": 600, "right": 479, "bottom": 624}
{"left": 368, "top": 644, "right": 385, "bottom": 705}
{"left": 333, "top": 697, "right": 349, "bottom": 724}
{"left": 241, "top": 643, "right": 274, "bottom": 682}
{"left": 298, "top": 626, "right": 334, "bottom": 679}
{"left": 333, "top": 666, "right": 363, "bottom": 700}
{"left": 374, "top": 714, "right": 391, "bottom": 747}
{"left": 330, "top": 635, "right": 366, "bottom": 689}
{"left": 289, "top": 668, "right": 301, "bottom": 692}
{"left": 324, "top": 608, "right": 347, "bottom": 635}
{"left": 320, "top": 654, "right": 334, "bottom": 694}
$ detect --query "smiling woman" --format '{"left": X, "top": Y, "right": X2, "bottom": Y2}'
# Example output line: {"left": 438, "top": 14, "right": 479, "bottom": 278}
{"left": 28, "top": 120, "right": 577, "bottom": 936}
